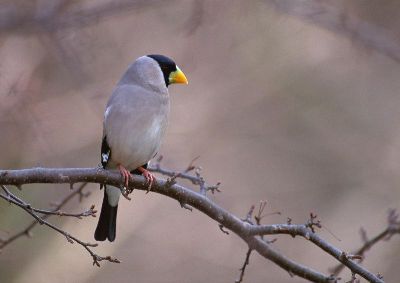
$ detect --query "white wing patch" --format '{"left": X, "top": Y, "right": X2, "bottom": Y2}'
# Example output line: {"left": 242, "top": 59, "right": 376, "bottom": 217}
{"left": 102, "top": 153, "right": 109, "bottom": 164}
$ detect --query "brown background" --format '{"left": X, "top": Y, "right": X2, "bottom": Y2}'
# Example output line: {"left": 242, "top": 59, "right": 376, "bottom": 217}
{"left": 0, "top": 1, "right": 399, "bottom": 282}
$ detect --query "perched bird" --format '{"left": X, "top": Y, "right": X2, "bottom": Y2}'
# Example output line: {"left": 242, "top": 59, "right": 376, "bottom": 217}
{"left": 94, "top": 55, "right": 188, "bottom": 242}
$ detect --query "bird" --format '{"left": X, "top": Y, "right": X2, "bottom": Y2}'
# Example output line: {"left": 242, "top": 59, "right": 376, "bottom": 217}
{"left": 94, "top": 54, "right": 188, "bottom": 242}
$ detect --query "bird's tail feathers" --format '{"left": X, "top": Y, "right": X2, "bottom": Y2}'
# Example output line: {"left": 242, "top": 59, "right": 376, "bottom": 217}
{"left": 94, "top": 187, "right": 118, "bottom": 242}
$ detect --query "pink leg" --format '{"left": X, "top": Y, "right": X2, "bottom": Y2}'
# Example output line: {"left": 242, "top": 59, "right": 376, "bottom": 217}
{"left": 118, "top": 164, "right": 132, "bottom": 188}
{"left": 138, "top": 166, "right": 155, "bottom": 190}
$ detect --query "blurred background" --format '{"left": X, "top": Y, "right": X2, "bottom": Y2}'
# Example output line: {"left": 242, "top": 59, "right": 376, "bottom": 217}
{"left": 0, "top": 0, "right": 399, "bottom": 282}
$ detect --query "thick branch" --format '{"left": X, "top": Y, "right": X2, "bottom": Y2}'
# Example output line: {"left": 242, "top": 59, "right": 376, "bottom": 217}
{"left": 0, "top": 167, "right": 384, "bottom": 283}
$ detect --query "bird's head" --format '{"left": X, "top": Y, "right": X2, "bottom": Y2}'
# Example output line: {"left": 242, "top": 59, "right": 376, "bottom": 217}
{"left": 118, "top": 55, "right": 188, "bottom": 91}
{"left": 146, "top": 54, "right": 188, "bottom": 87}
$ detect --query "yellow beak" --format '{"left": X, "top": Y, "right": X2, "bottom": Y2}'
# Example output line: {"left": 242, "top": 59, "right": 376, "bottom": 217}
{"left": 169, "top": 66, "right": 188, "bottom": 85}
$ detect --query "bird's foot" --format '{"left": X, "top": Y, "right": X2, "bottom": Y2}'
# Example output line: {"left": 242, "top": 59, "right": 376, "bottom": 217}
{"left": 118, "top": 164, "right": 132, "bottom": 189}
{"left": 138, "top": 167, "right": 155, "bottom": 192}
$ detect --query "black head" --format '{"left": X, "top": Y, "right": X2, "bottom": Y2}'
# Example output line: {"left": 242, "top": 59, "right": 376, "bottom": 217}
{"left": 147, "top": 54, "right": 177, "bottom": 87}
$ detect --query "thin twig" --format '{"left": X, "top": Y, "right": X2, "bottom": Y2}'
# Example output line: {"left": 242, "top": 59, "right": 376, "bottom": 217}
{"left": 330, "top": 209, "right": 400, "bottom": 275}
{"left": 0, "top": 182, "right": 86, "bottom": 248}
{"left": 235, "top": 248, "right": 252, "bottom": 283}
{"left": 0, "top": 185, "right": 96, "bottom": 219}
{"left": 149, "top": 157, "right": 221, "bottom": 196}
{"left": 0, "top": 184, "right": 117, "bottom": 266}
{"left": 235, "top": 201, "right": 277, "bottom": 282}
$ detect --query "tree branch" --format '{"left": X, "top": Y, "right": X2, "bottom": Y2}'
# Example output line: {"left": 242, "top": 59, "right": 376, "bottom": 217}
{"left": 330, "top": 209, "right": 400, "bottom": 276}
{"left": 0, "top": 182, "right": 89, "bottom": 249}
{"left": 0, "top": 183, "right": 118, "bottom": 266}
{"left": 0, "top": 185, "right": 96, "bottom": 219}
{"left": 0, "top": 167, "right": 386, "bottom": 282}
{"left": 235, "top": 248, "right": 252, "bottom": 283}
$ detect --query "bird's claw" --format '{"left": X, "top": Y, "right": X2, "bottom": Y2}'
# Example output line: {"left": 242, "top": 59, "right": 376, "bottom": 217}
{"left": 138, "top": 167, "right": 155, "bottom": 192}
{"left": 120, "top": 187, "right": 132, "bottom": 201}
{"left": 118, "top": 164, "right": 132, "bottom": 190}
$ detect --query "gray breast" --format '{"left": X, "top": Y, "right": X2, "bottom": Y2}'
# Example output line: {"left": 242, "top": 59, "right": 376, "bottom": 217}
{"left": 104, "top": 84, "right": 170, "bottom": 170}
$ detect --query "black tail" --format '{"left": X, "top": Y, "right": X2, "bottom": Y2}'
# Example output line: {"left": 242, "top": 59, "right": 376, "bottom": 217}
{"left": 94, "top": 188, "right": 118, "bottom": 242}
